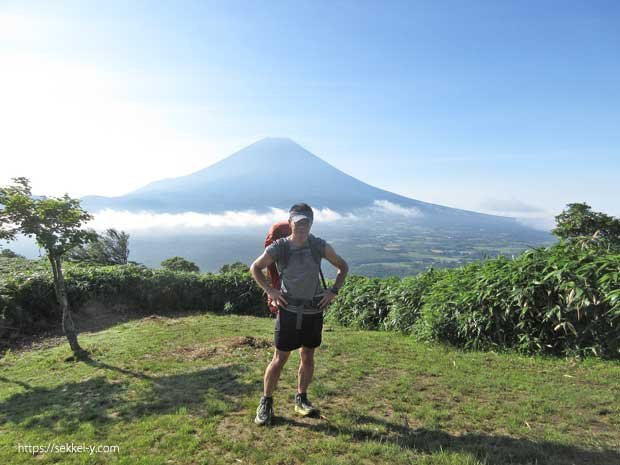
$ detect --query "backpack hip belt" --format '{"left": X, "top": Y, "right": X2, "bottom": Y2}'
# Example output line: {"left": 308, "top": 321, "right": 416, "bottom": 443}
{"left": 280, "top": 295, "right": 323, "bottom": 330}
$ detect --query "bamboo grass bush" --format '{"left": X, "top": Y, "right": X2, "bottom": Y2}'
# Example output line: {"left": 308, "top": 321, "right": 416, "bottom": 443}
{"left": 329, "top": 237, "right": 619, "bottom": 358}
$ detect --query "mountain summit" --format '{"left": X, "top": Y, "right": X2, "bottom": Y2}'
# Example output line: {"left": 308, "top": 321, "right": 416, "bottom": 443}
{"left": 81, "top": 137, "right": 518, "bottom": 227}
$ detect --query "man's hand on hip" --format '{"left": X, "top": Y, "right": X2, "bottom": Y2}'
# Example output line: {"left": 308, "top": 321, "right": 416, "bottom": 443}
{"left": 266, "top": 288, "right": 288, "bottom": 308}
{"left": 318, "top": 289, "right": 337, "bottom": 310}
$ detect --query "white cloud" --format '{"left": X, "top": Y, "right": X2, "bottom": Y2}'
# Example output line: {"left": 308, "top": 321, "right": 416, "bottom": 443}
{"left": 514, "top": 216, "right": 556, "bottom": 232}
{"left": 478, "top": 197, "right": 545, "bottom": 214}
{"left": 475, "top": 197, "right": 555, "bottom": 231}
{"left": 371, "top": 200, "right": 423, "bottom": 218}
{"left": 85, "top": 207, "right": 358, "bottom": 234}
{"left": 314, "top": 207, "right": 358, "bottom": 222}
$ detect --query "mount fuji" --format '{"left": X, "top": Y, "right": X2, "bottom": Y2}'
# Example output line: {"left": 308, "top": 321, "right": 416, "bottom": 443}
{"left": 81, "top": 137, "right": 521, "bottom": 228}
{"left": 72, "top": 138, "right": 555, "bottom": 276}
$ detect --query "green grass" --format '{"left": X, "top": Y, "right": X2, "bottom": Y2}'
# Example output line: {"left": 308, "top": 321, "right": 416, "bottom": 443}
{"left": 1, "top": 312, "right": 619, "bottom": 465}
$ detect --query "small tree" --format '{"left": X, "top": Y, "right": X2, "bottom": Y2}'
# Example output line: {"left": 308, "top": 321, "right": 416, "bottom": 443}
{"left": 552, "top": 202, "right": 620, "bottom": 246}
{"left": 100, "top": 228, "right": 130, "bottom": 264}
{"left": 0, "top": 248, "right": 25, "bottom": 259}
{"left": 66, "top": 228, "right": 104, "bottom": 263}
{"left": 161, "top": 256, "right": 200, "bottom": 273}
{"left": 0, "top": 177, "right": 97, "bottom": 357}
{"left": 219, "top": 261, "right": 250, "bottom": 273}
{"left": 67, "top": 227, "right": 130, "bottom": 265}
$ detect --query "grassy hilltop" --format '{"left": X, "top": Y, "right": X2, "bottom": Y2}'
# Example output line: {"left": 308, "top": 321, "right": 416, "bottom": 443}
{"left": 1, "top": 312, "right": 618, "bottom": 465}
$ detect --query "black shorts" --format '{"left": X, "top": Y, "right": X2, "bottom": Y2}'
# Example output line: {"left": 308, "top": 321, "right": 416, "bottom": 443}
{"left": 274, "top": 309, "right": 324, "bottom": 352}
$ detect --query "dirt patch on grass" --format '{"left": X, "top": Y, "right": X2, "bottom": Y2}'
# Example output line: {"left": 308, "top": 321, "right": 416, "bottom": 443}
{"left": 219, "top": 336, "right": 272, "bottom": 350}
{"left": 140, "top": 314, "right": 184, "bottom": 326}
{"left": 217, "top": 411, "right": 260, "bottom": 442}
{"left": 167, "top": 336, "right": 273, "bottom": 361}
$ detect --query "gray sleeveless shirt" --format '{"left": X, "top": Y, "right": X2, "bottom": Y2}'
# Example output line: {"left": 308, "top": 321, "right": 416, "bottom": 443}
{"left": 266, "top": 235, "right": 327, "bottom": 326}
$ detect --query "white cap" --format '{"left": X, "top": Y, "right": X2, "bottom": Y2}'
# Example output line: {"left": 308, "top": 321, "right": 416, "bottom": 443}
{"left": 290, "top": 213, "right": 312, "bottom": 224}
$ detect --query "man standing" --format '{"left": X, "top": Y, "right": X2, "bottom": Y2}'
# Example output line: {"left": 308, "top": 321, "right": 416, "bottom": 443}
{"left": 249, "top": 203, "right": 348, "bottom": 426}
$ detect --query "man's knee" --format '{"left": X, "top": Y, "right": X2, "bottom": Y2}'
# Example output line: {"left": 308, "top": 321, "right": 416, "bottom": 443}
{"left": 271, "top": 349, "right": 290, "bottom": 368}
{"left": 300, "top": 346, "right": 315, "bottom": 365}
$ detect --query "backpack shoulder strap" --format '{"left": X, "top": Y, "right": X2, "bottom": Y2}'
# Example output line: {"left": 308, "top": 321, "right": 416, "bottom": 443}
{"left": 277, "top": 237, "right": 291, "bottom": 271}
{"left": 308, "top": 234, "right": 324, "bottom": 265}
{"left": 308, "top": 234, "right": 328, "bottom": 289}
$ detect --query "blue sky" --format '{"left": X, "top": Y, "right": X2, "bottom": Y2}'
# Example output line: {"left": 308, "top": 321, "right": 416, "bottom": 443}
{"left": 1, "top": 0, "right": 619, "bottom": 231}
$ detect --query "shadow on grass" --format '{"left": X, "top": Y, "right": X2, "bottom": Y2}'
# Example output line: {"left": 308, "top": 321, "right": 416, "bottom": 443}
{"left": 276, "top": 413, "right": 619, "bottom": 465}
{"left": 0, "top": 357, "right": 261, "bottom": 433}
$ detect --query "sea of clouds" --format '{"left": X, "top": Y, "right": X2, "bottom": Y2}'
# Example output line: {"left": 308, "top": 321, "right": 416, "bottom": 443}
{"left": 84, "top": 200, "right": 424, "bottom": 234}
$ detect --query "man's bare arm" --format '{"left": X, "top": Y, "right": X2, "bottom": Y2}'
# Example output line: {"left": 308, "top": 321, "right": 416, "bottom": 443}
{"left": 316, "top": 243, "right": 348, "bottom": 310}
{"left": 324, "top": 243, "right": 348, "bottom": 290}
{"left": 250, "top": 251, "right": 275, "bottom": 292}
{"left": 250, "top": 251, "right": 288, "bottom": 306}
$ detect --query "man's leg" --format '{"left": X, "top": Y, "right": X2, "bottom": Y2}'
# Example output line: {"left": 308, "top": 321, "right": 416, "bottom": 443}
{"left": 298, "top": 311, "right": 323, "bottom": 395}
{"left": 297, "top": 346, "right": 315, "bottom": 394}
{"left": 255, "top": 349, "right": 290, "bottom": 425}
{"left": 294, "top": 345, "right": 320, "bottom": 416}
{"left": 264, "top": 348, "right": 290, "bottom": 396}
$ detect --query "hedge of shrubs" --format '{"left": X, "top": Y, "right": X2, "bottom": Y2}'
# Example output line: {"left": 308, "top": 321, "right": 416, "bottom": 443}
{"left": 0, "top": 262, "right": 266, "bottom": 339}
{"left": 2, "top": 237, "right": 619, "bottom": 358}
